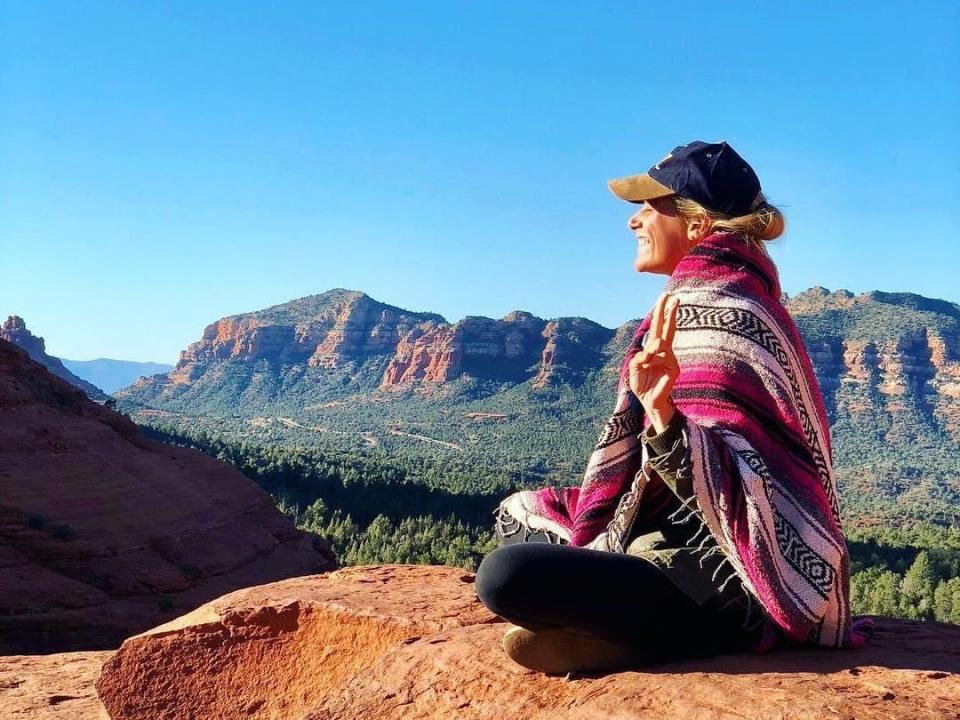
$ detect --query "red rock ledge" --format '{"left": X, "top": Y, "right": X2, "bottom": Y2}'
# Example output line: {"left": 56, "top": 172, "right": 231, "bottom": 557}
{"left": 1, "top": 650, "right": 110, "bottom": 719}
{"left": 96, "top": 564, "right": 960, "bottom": 720}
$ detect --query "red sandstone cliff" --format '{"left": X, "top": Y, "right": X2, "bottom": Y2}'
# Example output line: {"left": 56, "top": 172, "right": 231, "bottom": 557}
{"left": 165, "top": 290, "right": 445, "bottom": 387}
{"left": 787, "top": 288, "right": 960, "bottom": 442}
{"left": 124, "top": 290, "right": 618, "bottom": 400}
{"left": 133, "top": 288, "right": 960, "bottom": 418}
{"left": 0, "top": 338, "right": 334, "bottom": 653}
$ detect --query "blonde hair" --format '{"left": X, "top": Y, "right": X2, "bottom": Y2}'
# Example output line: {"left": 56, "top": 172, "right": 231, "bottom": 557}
{"left": 672, "top": 194, "right": 785, "bottom": 254}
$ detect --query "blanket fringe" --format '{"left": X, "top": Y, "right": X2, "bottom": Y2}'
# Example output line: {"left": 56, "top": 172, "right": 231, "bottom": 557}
{"left": 494, "top": 506, "right": 566, "bottom": 545}
{"left": 697, "top": 545, "right": 725, "bottom": 568}
{"left": 493, "top": 505, "right": 522, "bottom": 539}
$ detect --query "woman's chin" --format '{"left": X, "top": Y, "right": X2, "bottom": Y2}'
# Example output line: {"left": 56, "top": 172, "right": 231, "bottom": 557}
{"left": 634, "top": 258, "right": 667, "bottom": 275}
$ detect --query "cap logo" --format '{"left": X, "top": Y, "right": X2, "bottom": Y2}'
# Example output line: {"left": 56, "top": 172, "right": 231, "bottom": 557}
{"left": 654, "top": 152, "right": 673, "bottom": 171}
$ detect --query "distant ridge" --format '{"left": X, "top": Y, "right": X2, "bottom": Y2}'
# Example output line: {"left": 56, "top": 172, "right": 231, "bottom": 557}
{"left": 61, "top": 357, "right": 174, "bottom": 394}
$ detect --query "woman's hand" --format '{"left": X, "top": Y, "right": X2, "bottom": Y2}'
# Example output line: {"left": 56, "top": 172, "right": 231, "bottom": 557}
{"left": 629, "top": 292, "right": 680, "bottom": 433}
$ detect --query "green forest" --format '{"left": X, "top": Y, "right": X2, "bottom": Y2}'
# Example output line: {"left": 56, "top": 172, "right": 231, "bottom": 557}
{"left": 143, "top": 422, "right": 960, "bottom": 625}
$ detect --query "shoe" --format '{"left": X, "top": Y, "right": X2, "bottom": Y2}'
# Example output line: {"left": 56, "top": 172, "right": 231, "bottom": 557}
{"left": 501, "top": 625, "right": 648, "bottom": 675}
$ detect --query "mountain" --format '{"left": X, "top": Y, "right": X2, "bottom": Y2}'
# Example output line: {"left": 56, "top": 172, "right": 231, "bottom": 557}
{"left": 116, "top": 287, "right": 960, "bottom": 524}
{"left": 124, "top": 288, "right": 612, "bottom": 402}
{"left": 60, "top": 357, "right": 174, "bottom": 394}
{"left": 1, "top": 315, "right": 109, "bottom": 401}
{"left": 787, "top": 288, "right": 960, "bottom": 521}
{"left": 0, "top": 337, "right": 334, "bottom": 653}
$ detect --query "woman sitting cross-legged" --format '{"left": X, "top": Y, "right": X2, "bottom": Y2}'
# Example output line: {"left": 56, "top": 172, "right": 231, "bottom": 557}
{"left": 474, "top": 140, "right": 872, "bottom": 675}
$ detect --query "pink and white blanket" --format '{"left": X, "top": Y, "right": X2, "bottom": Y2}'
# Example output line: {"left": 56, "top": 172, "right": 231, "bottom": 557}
{"left": 498, "top": 231, "right": 868, "bottom": 648}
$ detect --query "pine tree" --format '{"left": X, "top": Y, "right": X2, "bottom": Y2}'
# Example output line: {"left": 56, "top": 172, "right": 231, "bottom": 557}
{"left": 901, "top": 551, "right": 937, "bottom": 620}
{"left": 870, "top": 570, "right": 902, "bottom": 617}
{"left": 933, "top": 579, "right": 953, "bottom": 622}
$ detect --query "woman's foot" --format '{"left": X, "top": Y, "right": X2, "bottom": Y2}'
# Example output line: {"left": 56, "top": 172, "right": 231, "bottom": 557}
{"left": 501, "top": 625, "right": 649, "bottom": 674}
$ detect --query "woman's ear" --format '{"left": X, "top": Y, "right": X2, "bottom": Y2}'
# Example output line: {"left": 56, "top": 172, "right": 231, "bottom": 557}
{"left": 686, "top": 214, "right": 712, "bottom": 245}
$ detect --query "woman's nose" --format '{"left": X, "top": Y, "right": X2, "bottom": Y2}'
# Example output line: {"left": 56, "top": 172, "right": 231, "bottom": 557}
{"left": 628, "top": 212, "right": 642, "bottom": 230}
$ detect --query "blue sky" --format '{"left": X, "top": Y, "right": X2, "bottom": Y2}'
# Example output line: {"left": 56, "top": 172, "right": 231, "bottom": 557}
{"left": 2, "top": 1, "right": 958, "bottom": 364}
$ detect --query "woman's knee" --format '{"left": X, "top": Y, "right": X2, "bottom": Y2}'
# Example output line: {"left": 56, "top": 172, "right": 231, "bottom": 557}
{"left": 474, "top": 544, "right": 537, "bottom": 616}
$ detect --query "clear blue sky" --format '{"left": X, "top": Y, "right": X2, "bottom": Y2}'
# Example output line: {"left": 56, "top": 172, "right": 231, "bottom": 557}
{"left": 2, "top": 1, "right": 958, "bottom": 364}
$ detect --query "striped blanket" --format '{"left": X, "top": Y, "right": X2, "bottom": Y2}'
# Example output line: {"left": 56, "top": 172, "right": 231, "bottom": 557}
{"left": 498, "top": 231, "right": 868, "bottom": 649}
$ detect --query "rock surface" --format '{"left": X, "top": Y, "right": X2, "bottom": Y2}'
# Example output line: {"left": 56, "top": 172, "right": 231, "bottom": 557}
{"left": 97, "top": 564, "right": 960, "bottom": 720}
{"left": 0, "top": 651, "right": 110, "bottom": 719}
{"left": 0, "top": 338, "right": 335, "bottom": 653}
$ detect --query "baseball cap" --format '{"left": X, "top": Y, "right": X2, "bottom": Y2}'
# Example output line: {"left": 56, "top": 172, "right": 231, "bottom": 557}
{"left": 608, "top": 140, "right": 762, "bottom": 216}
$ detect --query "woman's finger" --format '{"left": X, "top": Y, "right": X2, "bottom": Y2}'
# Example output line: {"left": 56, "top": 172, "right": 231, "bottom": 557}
{"left": 658, "top": 294, "right": 674, "bottom": 342}
{"left": 649, "top": 292, "right": 668, "bottom": 341}
{"left": 663, "top": 296, "right": 680, "bottom": 345}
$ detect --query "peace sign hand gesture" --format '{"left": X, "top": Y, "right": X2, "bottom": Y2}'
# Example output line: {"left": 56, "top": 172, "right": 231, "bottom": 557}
{"left": 628, "top": 292, "right": 681, "bottom": 433}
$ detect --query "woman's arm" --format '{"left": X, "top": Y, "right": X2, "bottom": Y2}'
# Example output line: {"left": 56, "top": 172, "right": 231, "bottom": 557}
{"left": 641, "top": 411, "right": 694, "bottom": 502}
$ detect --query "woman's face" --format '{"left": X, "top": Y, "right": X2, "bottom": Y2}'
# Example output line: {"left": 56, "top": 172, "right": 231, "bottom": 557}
{"left": 627, "top": 196, "right": 690, "bottom": 275}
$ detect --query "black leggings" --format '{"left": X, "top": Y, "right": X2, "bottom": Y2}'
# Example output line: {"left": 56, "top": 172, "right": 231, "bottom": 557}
{"left": 475, "top": 539, "right": 763, "bottom": 660}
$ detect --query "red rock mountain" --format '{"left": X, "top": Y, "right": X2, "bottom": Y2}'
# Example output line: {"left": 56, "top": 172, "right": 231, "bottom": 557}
{"left": 131, "top": 289, "right": 615, "bottom": 397}
{"left": 129, "top": 287, "right": 960, "bottom": 410}
{"left": 787, "top": 288, "right": 960, "bottom": 439}
{"left": 167, "top": 290, "right": 445, "bottom": 384}
{"left": 0, "top": 338, "right": 334, "bottom": 653}
{"left": 1, "top": 315, "right": 108, "bottom": 401}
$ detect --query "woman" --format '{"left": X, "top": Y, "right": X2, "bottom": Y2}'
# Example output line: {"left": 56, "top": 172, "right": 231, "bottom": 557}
{"left": 474, "top": 141, "right": 870, "bottom": 675}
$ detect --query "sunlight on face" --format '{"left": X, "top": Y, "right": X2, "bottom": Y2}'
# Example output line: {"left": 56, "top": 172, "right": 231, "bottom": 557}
{"left": 626, "top": 196, "right": 690, "bottom": 276}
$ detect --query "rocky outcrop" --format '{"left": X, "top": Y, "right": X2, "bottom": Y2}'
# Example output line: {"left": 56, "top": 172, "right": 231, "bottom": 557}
{"left": 0, "top": 338, "right": 334, "bottom": 653}
{"left": 1, "top": 651, "right": 110, "bottom": 719}
{"left": 136, "top": 287, "right": 960, "bottom": 416}
{"left": 306, "top": 294, "right": 438, "bottom": 368}
{"left": 168, "top": 291, "right": 444, "bottom": 385}
{"left": 1, "top": 316, "right": 108, "bottom": 401}
{"left": 382, "top": 312, "right": 557, "bottom": 387}
{"left": 96, "top": 565, "right": 960, "bottom": 720}
{"left": 784, "top": 286, "right": 858, "bottom": 314}
{"left": 533, "top": 317, "right": 614, "bottom": 388}
{"left": 124, "top": 290, "right": 620, "bottom": 400}
{"left": 381, "top": 321, "right": 462, "bottom": 384}
{"left": 787, "top": 288, "right": 960, "bottom": 443}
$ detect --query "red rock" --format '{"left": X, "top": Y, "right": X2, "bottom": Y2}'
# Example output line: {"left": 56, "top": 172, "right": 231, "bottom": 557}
{"left": 163, "top": 291, "right": 442, "bottom": 383}
{"left": 533, "top": 318, "right": 614, "bottom": 389}
{"left": 0, "top": 338, "right": 334, "bottom": 653}
{"left": 0, "top": 650, "right": 110, "bottom": 719}
{"left": 96, "top": 565, "right": 960, "bottom": 720}
{"left": 380, "top": 312, "right": 617, "bottom": 389}
{"left": 382, "top": 322, "right": 462, "bottom": 385}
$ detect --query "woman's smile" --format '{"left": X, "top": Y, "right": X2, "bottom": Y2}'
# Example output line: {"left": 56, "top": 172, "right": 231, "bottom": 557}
{"left": 627, "top": 196, "right": 690, "bottom": 275}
